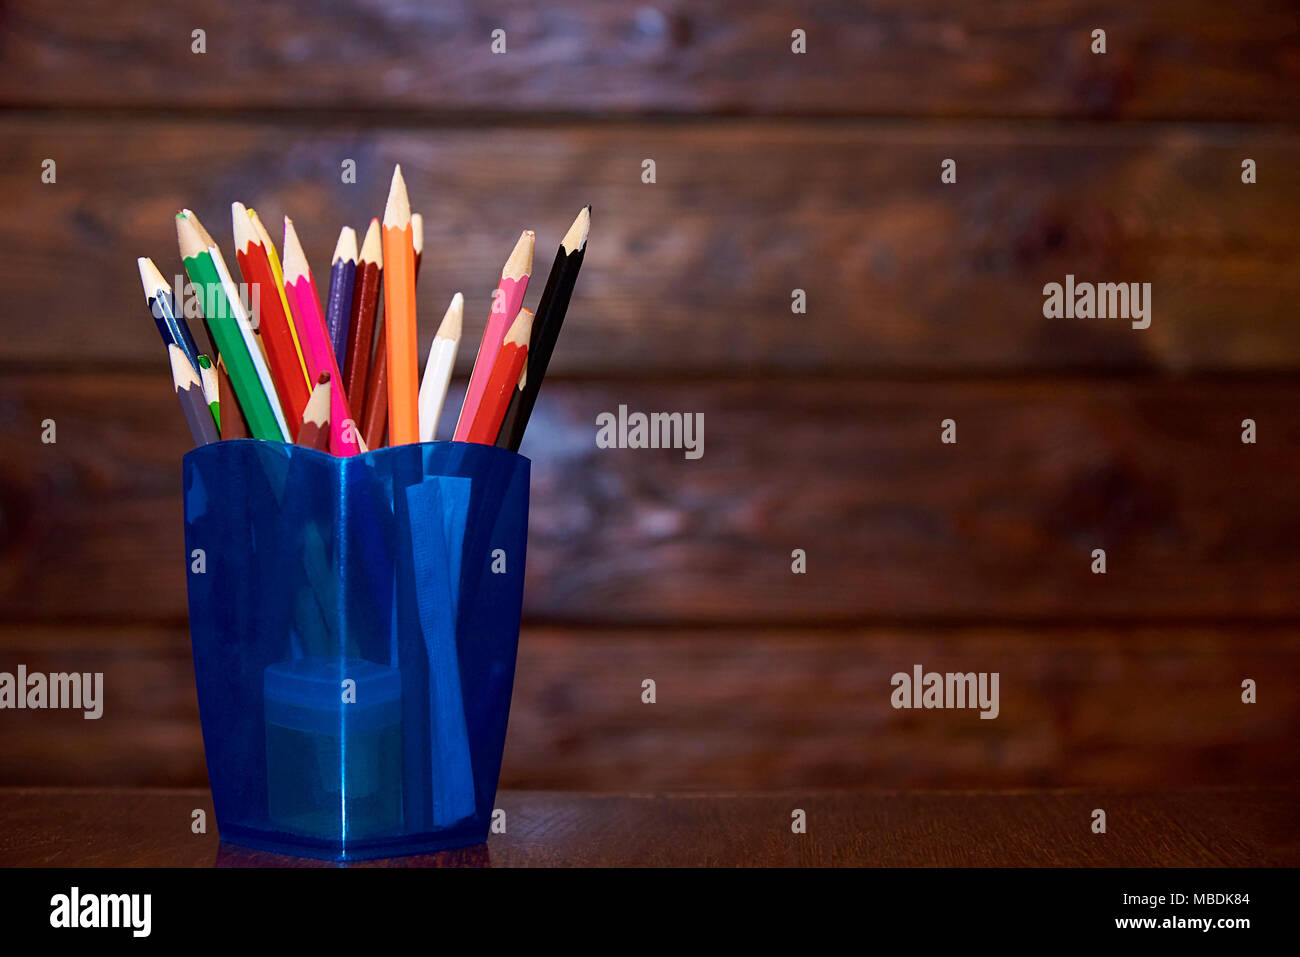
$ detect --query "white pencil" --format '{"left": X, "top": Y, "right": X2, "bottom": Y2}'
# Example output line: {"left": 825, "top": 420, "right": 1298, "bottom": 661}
{"left": 418, "top": 293, "right": 464, "bottom": 442}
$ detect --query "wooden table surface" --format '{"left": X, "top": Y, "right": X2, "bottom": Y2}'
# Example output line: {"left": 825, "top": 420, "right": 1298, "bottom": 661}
{"left": 1, "top": 787, "right": 1294, "bottom": 867}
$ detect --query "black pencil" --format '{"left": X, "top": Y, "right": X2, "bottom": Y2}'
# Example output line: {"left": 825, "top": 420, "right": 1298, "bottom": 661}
{"left": 495, "top": 205, "right": 589, "bottom": 451}
{"left": 169, "top": 343, "right": 220, "bottom": 446}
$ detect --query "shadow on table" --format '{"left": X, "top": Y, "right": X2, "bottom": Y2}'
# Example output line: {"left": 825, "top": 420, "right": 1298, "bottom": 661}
{"left": 214, "top": 841, "right": 492, "bottom": 868}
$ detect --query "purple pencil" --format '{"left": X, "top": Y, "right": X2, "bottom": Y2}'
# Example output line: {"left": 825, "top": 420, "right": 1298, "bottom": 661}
{"left": 325, "top": 226, "right": 358, "bottom": 368}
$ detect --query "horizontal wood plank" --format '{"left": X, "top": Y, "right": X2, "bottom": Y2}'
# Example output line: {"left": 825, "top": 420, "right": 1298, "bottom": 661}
{"left": 1, "top": 2, "right": 1297, "bottom": 120}
{"left": 2, "top": 119, "right": 1299, "bottom": 372}
{"left": 1, "top": 625, "right": 1295, "bottom": 791}
{"left": 3, "top": 374, "right": 1300, "bottom": 624}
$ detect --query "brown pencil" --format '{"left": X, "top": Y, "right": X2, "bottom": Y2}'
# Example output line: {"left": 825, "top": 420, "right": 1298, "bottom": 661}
{"left": 296, "top": 373, "right": 332, "bottom": 451}
{"left": 216, "top": 357, "right": 249, "bottom": 440}
{"left": 343, "top": 219, "right": 382, "bottom": 408}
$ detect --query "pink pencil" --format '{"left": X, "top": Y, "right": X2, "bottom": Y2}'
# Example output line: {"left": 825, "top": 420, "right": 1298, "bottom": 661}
{"left": 454, "top": 230, "right": 534, "bottom": 441}
{"left": 282, "top": 217, "right": 361, "bottom": 456}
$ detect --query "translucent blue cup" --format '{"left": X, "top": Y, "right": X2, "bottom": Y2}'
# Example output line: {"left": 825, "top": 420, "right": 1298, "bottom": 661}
{"left": 182, "top": 439, "right": 529, "bottom": 861}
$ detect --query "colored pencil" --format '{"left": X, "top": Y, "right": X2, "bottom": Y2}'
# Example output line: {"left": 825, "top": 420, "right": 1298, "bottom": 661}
{"left": 496, "top": 206, "right": 590, "bottom": 450}
{"left": 381, "top": 165, "right": 419, "bottom": 446}
{"left": 465, "top": 308, "right": 532, "bottom": 445}
{"left": 360, "top": 330, "right": 389, "bottom": 449}
{"left": 344, "top": 219, "right": 383, "bottom": 409}
{"left": 138, "top": 256, "right": 203, "bottom": 377}
{"left": 170, "top": 343, "right": 220, "bottom": 446}
{"left": 412, "top": 212, "right": 424, "bottom": 275}
{"left": 232, "top": 203, "right": 311, "bottom": 434}
{"left": 362, "top": 208, "right": 423, "bottom": 450}
{"left": 215, "top": 357, "right": 248, "bottom": 439}
{"left": 282, "top": 216, "right": 361, "bottom": 456}
{"left": 454, "top": 229, "right": 534, "bottom": 441}
{"left": 196, "top": 354, "right": 220, "bottom": 431}
{"left": 326, "top": 226, "right": 358, "bottom": 368}
{"left": 247, "top": 207, "right": 311, "bottom": 382}
{"left": 176, "top": 211, "right": 286, "bottom": 441}
{"left": 297, "top": 373, "right": 332, "bottom": 451}
{"left": 418, "top": 293, "right": 463, "bottom": 442}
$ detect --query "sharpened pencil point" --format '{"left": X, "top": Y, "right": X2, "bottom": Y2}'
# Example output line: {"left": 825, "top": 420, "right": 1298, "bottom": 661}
{"left": 502, "top": 230, "right": 535, "bottom": 280}
{"left": 137, "top": 257, "right": 170, "bottom": 302}
{"left": 281, "top": 216, "right": 310, "bottom": 284}
{"left": 332, "top": 226, "right": 358, "bottom": 265}
{"left": 561, "top": 206, "right": 591, "bottom": 254}
{"left": 383, "top": 165, "right": 411, "bottom": 230}
{"left": 359, "top": 218, "right": 383, "bottom": 267}
{"left": 175, "top": 212, "right": 206, "bottom": 261}
{"left": 231, "top": 202, "right": 258, "bottom": 254}
{"left": 435, "top": 292, "right": 464, "bottom": 341}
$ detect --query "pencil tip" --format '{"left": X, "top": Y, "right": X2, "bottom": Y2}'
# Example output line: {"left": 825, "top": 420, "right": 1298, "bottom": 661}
{"left": 436, "top": 292, "right": 464, "bottom": 340}
{"left": 562, "top": 205, "right": 591, "bottom": 253}
{"left": 383, "top": 166, "right": 411, "bottom": 228}
{"left": 360, "top": 218, "right": 383, "bottom": 265}
{"left": 503, "top": 230, "right": 535, "bottom": 279}
{"left": 332, "top": 225, "right": 358, "bottom": 264}
{"left": 281, "top": 217, "right": 309, "bottom": 282}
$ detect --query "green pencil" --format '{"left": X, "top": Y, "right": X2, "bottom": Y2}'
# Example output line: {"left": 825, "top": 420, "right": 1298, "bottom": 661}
{"left": 196, "top": 354, "right": 221, "bottom": 432}
{"left": 176, "top": 211, "right": 285, "bottom": 440}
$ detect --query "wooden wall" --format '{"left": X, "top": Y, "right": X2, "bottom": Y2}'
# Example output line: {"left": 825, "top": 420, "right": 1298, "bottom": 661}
{"left": 1, "top": 1, "right": 1298, "bottom": 789}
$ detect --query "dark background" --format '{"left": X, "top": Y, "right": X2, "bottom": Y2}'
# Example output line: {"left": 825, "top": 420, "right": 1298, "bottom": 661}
{"left": 0, "top": 1, "right": 1298, "bottom": 791}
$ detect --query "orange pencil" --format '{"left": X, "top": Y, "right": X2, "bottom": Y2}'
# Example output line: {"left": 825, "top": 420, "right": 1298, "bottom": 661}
{"left": 465, "top": 308, "right": 533, "bottom": 445}
{"left": 380, "top": 165, "right": 419, "bottom": 446}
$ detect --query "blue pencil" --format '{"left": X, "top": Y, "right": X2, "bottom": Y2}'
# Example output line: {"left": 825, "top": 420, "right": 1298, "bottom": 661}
{"left": 325, "top": 226, "right": 358, "bottom": 368}
{"left": 138, "top": 256, "right": 203, "bottom": 375}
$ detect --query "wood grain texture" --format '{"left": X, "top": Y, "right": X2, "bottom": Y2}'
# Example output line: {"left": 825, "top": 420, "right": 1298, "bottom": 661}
{"left": 1, "top": 787, "right": 1295, "bottom": 866}
{"left": 3, "top": 373, "right": 1300, "bottom": 624}
{"left": 1, "top": 1, "right": 1297, "bottom": 120}
{"left": 2, "top": 625, "right": 1295, "bottom": 790}
{"left": 3, "top": 119, "right": 1300, "bottom": 372}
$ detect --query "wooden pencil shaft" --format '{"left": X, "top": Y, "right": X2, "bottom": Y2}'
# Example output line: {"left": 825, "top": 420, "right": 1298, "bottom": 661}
{"left": 361, "top": 329, "right": 389, "bottom": 450}
{"left": 326, "top": 257, "right": 357, "bottom": 371}
{"left": 215, "top": 359, "right": 249, "bottom": 439}
{"left": 382, "top": 228, "right": 418, "bottom": 445}
{"left": 344, "top": 259, "right": 382, "bottom": 407}
{"left": 468, "top": 310, "right": 532, "bottom": 445}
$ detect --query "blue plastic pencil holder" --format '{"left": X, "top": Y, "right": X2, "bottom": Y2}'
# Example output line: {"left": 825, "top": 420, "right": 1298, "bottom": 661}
{"left": 182, "top": 439, "right": 529, "bottom": 861}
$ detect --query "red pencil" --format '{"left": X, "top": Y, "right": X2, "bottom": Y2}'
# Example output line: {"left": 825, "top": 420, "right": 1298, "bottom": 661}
{"left": 465, "top": 308, "right": 533, "bottom": 445}
{"left": 232, "top": 202, "right": 311, "bottom": 434}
